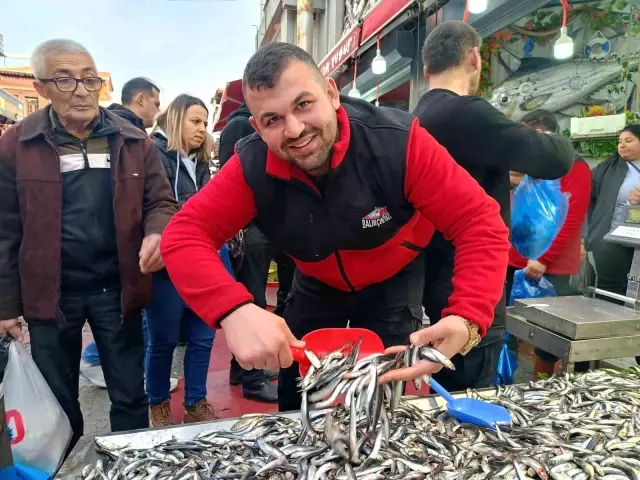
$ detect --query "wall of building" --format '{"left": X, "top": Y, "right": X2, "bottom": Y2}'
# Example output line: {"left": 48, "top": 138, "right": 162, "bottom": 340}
{"left": 0, "top": 74, "right": 48, "bottom": 116}
{"left": 258, "top": 0, "right": 347, "bottom": 63}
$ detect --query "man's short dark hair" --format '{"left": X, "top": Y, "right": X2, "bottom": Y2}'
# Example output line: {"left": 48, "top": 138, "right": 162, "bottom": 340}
{"left": 422, "top": 21, "right": 482, "bottom": 75}
{"left": 121, "top": 77, "right": 159, "bottom": 106}
{"left": 242, "top": 42, "right": 323, "bottom": 94}
{"left": 520, "top": 109, "right": 559, "bottom": 133}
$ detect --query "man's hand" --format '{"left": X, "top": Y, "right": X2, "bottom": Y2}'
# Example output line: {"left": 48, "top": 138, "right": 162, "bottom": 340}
{"left": 510, "top": 171, "right": 524, "bottom": 188}
{"left": 221, "top": 304, "right": 305, "bottom": 371}
{"left": 139, "top": 234, "right": 164, "bottom": 274}
{"left": 0, "top": 318, "right": 23, "bottom": 342}
{"left": 378, "top": 315, "right": 471, "bottom": 383}
{"left": 524, "top": 259, "right": 547, "bottom": 279}
{"left": 629, "top": 185, "right": 640, "bottom": 205}
{"left": 580, "top": 242, "right": 587, "bottom": 265}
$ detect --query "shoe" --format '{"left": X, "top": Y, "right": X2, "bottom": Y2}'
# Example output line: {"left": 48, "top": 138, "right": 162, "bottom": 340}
{"left": 184, "top": 398, "right": 217, "bottom": 424}
{"left": 264, "top": 369, "right": 279, "bottom": 381}
{"left": 229, "top": 366, "right": 244, "bottom": 386}
{"left": 242, "top": 381, "right": 278, "bottom": 403}
{"left": 80, "top": 365, "right": 107, "bottom": 388}
{"left": 149, "top": 400, "right": 173, "bottom": 427}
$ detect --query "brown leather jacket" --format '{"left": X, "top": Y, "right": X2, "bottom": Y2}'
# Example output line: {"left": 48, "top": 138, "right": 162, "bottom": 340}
{"left": 0, "top": 107, "right": 178, "bottom": 324}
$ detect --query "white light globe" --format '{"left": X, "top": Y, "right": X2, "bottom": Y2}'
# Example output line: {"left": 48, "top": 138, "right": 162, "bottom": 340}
{"left": 554, "top": 26, "right": 574, "bottom": 60}
{"left": 348, "top": 87, "right": 361, "bottom": 98}
{"left": 371, "top": 49, "right": 387, "bottom": 75}
{"left": 468, "top": 0, "right": 488, "bottom": 14}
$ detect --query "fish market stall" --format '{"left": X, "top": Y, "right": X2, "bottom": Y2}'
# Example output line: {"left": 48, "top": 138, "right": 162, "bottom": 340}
{"left": 507, "top": 296, "right": 640, "bottom": 373}
{"left": 57, "top": 339, "right": 640, "bottom": 480}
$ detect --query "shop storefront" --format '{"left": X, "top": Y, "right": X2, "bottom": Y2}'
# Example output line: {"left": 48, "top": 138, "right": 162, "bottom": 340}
{"left": 319, "top": 0, "right": 555, "bottom": 111}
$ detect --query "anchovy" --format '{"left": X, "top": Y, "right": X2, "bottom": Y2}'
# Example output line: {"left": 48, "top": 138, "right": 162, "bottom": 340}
{"left": 79, "top": 345, "right": 640, "bottom": 480}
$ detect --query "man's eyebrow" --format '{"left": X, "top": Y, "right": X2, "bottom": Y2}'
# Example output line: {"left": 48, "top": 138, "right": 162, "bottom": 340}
{"left": 51, "top": 67, "right": 97, "bottom": 77}
{"left": 259, "top": 91, "right": 314, "bottom": 124}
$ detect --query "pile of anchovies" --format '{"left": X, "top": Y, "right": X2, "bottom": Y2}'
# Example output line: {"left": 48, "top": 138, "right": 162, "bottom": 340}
{"left": 81, "top": 341, "right": 640, "bottom": 480}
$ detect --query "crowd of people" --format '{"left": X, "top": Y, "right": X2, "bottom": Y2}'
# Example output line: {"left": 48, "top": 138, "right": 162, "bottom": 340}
{"left": 0, "top": 19, "right": 639, "bottom": 462}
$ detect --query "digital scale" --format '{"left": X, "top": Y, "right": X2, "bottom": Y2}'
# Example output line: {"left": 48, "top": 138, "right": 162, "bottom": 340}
{"left": 604, "top": 204, "right": 640, "bottom": 249}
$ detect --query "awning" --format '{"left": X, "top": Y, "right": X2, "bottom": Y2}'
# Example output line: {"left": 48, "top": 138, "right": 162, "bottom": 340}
{"left": 212, "top": 79, "right": 244, "bottom": 133}
{"left": 318, "top": 0, "right": 415, "bottom": 78}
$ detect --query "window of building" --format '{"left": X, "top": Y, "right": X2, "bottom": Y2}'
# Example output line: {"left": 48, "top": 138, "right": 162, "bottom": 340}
{"left": 25, "top": 97, "right": 39, "bottom": 115}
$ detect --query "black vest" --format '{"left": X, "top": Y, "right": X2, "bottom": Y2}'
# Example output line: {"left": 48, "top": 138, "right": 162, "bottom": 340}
{"left": 236, "top": 97, "right": 431, "bottom": 291}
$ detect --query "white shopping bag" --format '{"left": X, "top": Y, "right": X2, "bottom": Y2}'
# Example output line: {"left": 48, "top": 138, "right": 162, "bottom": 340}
{"left": 0, "top": 341, "right": 71, "bottom": 475}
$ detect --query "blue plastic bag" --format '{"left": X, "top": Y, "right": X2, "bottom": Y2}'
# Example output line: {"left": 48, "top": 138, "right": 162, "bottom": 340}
{"left": 511, "top": 177, "right": 569, "bottom": 260}
{"left": 508, "top": 269, "right": 557, "bottom": 307}
{"left": 494, "top": 333, "right": 517, "bottom": 386}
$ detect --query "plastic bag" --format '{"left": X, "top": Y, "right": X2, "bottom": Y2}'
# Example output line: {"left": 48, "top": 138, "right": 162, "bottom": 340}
{"left": 494, "top": 333, "right": 517, "bottom": 386}
{"left": 508, "top": 269, "right": 557, "bottom": 306}
{"left": 0, "top": 341, "right": 71, "bottom": 475}
{"left": 511, "top": 177, "right": 569, "bottom": 260}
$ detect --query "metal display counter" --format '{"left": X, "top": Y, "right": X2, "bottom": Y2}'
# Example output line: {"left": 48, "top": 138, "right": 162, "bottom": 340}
{"left": 507, "top": 296, "right": 640, "bottom": 372}
{"left": 56, "top": 390, "right": 482, "bottom": 479}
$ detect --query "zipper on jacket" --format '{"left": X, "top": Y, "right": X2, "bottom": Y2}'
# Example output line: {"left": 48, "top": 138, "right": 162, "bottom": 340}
{"left": 80, "top": 141, "right": 90, "bottom": 169}
{"left": 401, "top": 241, "right": 423, "bottom": 252}
{"left": 334, "top": 251, "right": 356, "bottom": 292}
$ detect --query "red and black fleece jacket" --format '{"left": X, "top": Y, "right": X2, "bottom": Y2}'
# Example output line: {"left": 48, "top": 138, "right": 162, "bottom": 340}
{"left": 161, "top": 97, "right": 510, "bottom": 336}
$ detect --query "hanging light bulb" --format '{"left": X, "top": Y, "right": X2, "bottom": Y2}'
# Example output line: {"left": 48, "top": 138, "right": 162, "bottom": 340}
{"left": 372, "top": 36, "right": 386, "bottom": 75}
{"left": 467, "top": 0, "right": 487, "bottom": 14}
{"left": 348, "top": 86, "right": 361, "bottom": 98}
{"left": 371, "top": 49, "right": 387, "bottom": 75}
{"left": 554, "top": 26, "right": 574, "bottom": 59}
{"left": 554, "top": 1, "right": 573, "bottom": 60}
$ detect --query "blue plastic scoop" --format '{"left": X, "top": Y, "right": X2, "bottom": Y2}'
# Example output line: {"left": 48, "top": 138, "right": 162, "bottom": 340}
{"left": 428, "top": 376, "right": 512, "bottom": 430}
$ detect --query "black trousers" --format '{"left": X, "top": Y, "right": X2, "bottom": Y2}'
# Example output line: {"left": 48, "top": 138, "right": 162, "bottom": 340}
{"left": 28, "top": 288, "right": 148, "bottom": 452}
{"left": 230, "top": 225, "right": 296, "bottom": 387}
{"left": 278, "top": 254, "right": 425, "bottom": 412}
{"left": 589, "top": 246, "right": 640, "bottom": 365}
{"left": 423, "top": 269, "right": 503, "bottom": 392}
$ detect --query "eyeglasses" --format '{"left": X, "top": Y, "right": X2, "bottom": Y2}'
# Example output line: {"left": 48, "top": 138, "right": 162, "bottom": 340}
{"left": 38, "top": 77, "right": 104, "bottom": 92}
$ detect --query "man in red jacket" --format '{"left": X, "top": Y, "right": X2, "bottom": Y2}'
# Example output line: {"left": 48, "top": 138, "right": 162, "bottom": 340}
{"left": 507, "top": 109, "right": 592, "bottom": 377}
{"left": 161, "top": 42, "right": 510, "bottom": 411}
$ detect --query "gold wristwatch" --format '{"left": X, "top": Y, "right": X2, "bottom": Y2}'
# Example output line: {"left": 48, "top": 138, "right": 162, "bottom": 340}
{"left": 457, "top": 317, "right": 481, "bottom": 356}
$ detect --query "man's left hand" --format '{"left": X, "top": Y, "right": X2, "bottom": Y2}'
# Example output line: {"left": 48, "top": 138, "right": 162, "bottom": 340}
{"left": 378, "top": 315, "right": 470, "bottom": 383}
{"left": 139, "top": 234, "right": 164, "bottom": 274}
{"left": 524, "top": 259, "right": 547, "bottom": 279}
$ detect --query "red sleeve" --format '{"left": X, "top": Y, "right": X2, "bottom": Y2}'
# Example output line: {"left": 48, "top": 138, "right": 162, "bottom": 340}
{"left": 160, "top": 156, "right": 256, "bottom": 328}
{"left": 538, "top": 161, "right": 591, "bottom": 266}
{"left": 404, "top": 119, "right": 510, "bottom": 336}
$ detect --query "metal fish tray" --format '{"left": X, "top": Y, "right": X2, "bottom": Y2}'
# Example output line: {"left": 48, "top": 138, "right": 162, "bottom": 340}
{"left": 56, "top": 388, "right": 496, "bottom": 479}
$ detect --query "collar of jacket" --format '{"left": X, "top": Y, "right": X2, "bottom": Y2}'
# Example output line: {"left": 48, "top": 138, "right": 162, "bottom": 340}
{"left": 265, "top": 105, "right": 350, "bottom": 181}
{"left": 19, "top": 105, "right": 148, "bottom": 143}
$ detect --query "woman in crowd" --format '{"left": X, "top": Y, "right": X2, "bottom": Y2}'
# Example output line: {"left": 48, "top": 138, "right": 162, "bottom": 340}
{"left": 586, "top": 124, "right": 640, "bottom": 365}
{"left": 146, "top": 94, "right": 216, "bottom": 426}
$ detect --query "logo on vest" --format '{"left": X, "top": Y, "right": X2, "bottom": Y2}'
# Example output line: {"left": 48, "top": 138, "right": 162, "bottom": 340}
{"left": 362, "top": 207, "right": 392, "bottom": 229}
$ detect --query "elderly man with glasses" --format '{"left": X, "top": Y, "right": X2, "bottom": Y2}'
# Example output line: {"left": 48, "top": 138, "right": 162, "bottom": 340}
{"left": 0, "top": 39, "right": 177, "bottom": 451}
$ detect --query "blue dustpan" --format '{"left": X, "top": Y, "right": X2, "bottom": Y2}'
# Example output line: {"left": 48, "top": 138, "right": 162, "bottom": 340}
{"left": 429, "top": 377, "right": 512, "bottom": 430}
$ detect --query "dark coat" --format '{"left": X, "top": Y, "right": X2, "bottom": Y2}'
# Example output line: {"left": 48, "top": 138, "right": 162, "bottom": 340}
{"left": 151, "top": 131, "right": 210, "bottom": 206}
{"left": 0, "top": 107, "right": 178, "bottom": 323}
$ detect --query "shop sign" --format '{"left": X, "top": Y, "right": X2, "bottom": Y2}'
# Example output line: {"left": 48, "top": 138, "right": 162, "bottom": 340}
{"left": 318, "top": 27, "right": 361, "bottom": 77}
{"left": 361, "top": 0, "right": 412, "bottom": 45}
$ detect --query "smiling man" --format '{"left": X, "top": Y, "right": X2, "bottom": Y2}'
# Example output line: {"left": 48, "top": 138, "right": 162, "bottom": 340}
{"left": 161, "top": 42, "right": 510, "bottom": 412}
{"left": 0, "top": 39, "right": 177, "bottom": 450}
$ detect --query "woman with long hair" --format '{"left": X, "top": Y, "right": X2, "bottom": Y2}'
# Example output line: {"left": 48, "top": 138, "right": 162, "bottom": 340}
{"left": 146, "top": 94, "right": 216, "bottom": 426}
{"left": 586, "top": 124, "right": 640, "bottom": 366}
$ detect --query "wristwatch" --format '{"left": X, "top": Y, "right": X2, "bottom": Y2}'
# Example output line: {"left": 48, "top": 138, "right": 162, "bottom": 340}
{"left": 457, "top": 317, "right": 481, "bottom": 356}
